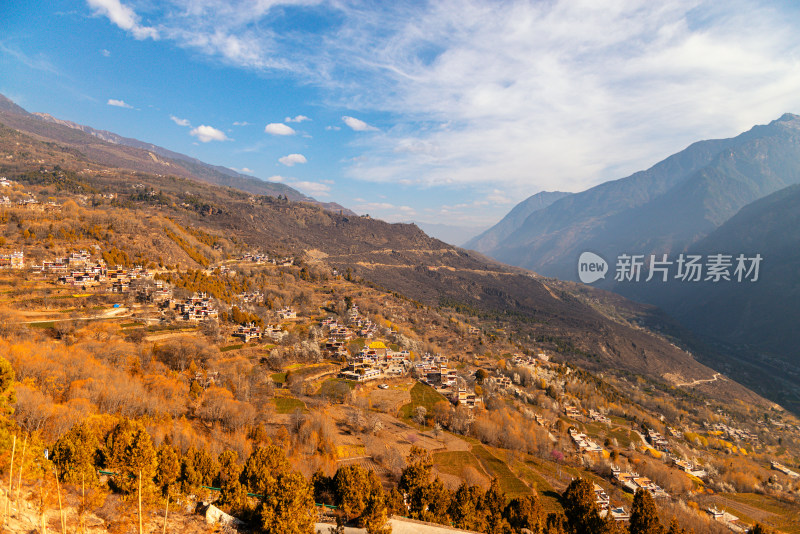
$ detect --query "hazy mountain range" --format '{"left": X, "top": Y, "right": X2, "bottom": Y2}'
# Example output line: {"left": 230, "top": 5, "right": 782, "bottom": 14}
{"left": 470, "top": 113, "right": 800, "bottom": 283}
{"left": 468, "top": 113, "right": 800, "bottom": 410}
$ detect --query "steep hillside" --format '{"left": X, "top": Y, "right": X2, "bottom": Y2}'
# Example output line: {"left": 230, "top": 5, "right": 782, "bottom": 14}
{"left": 0, "top": 94, "right": 350, "bottom": 213}
{"left": 465, "top": 191, "right": 571, "bottom": 253}
{"left": 479, "top": 114, "right": 800, "bottom": 282}
{"left": 617, "top": 184, "right": 800, "bottom": 412}
{"left": 0, "top": 117, "right": 768, "bottom": 409}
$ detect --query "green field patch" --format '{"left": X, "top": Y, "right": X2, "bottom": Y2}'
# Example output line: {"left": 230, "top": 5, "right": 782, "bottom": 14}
{"left": 470, "top": 444, "right": 531, "bottom": 497}
{"left": 399, "top": 382, "right": 448, "bottom": 420}
{"left": 30, "top": 321, "right": 56, "bottom": 329}
{"left": 433, "top": 451, "right": 486, "bottom": 478}
{"left": 607, "top": 427, "right": 635, "bottom": 448}
{"left": 721, "top": 493, "right": 800, "bottom": 533}
{"left": 220, "top": 344, "right": 244, "bottom": 352}
{"left": 272, "top": 396, "right": 307, "bottom": 414}
{"left": 271, "top": 372, "right": 287, "bottom": 384}
{"left": 514, "top": 462, "right": 561, "bottom": 514}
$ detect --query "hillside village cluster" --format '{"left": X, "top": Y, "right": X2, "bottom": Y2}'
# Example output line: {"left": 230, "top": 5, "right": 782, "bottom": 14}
{"left": 2, "top": 242, "right": 799, "bottom": 532}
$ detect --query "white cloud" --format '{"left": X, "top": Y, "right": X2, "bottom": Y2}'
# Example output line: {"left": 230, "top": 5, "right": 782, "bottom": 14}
{"left": 233, "top": 121, "right": 250, "bottom": 126}
{"left": 101, "top": 49, "right": 111, "bottom": 57}
{"left": 86, "top": 0, "right": 158, "bottom": 40}
{"left": 342, "top": 116, "right": 378, "bottom": 132}
{"left": 285, "top": 115, "right": 311, "bottom": 123}
{"left": 278, "top": 153, "right": 308, "bottom": 166}
{"left": 107, "top": 98, "right": 132, "bottom": 108}
{"left": 326, "top": 125, "right": 341, "bottom": 131}
{"left": 232, "top": 167, "right": 254, "bottom": 174}
{"left": 265, "top": 123, "right": 296, "bottom": 136}
{"left": 266, "top": 175, "right": 331, "bottom": 197}
{"left": 170, "top": 115, "right": 190, "bottom": 127}
{"left": 355, "top": 201, "right": 417, "bottom": 220}
{"left": 89, "top": 0, "right": 800, "bottom": 214}
{"left": 190, "top": 125, "right": 229, "bottom": 142}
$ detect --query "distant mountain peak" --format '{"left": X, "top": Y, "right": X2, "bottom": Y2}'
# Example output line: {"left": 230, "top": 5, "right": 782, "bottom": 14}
{"left": 774, "top": 112, "right": 800, "bottom": 129}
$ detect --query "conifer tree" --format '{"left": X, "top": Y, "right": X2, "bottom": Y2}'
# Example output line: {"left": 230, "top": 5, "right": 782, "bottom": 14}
{"left": 333, "top": 464, "right": 370, "bottom": 520}
{"left": 398, "top": 446, "right": 433, "bottom": 518}
{"left": 51, "top": 421, "right": 101, "bottom": 485}
{"left": 629, "top": 489, "right": 663, "bottom": 534}
{"left": 259, "top": 471, "right": 315, "bottom": 534}
{"left": 449, "top": 483, "right": 484, "bottom": 532}
{"left": 155, "top": 443, "right": 180, "bottom": 497}
{"left": 181, "top": 447, "right": 218, "bottom": 493}
{"left": 483, "top": 478, "right": 510, "bottom": 534}
{"left": 242, "top": 442, "right": 290, "bottom": 496}
{"left": 105, "top": 418, "right": 157, "bottom": 497}
{"left": 666, "top": 518, "right": 686, "bottom": 534}
{"left": 505, "top": 493, "right": 543, "bottom": 534}
{"left": 361, "top": 470, "right": 391, "bottom": 534}
{"left": 561, "top": 478, "right": 605, "bottom": 534}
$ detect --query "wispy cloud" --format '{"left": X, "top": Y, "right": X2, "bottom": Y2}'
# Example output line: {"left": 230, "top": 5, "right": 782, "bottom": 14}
{"left": 265, "top": 123, "right": 296, "bottom": 136}
{"left": 170, "top": 115, "right": 190, "bottom": 127}
{"left": 190, "top": 124, "right": 229, "bottom": 142}
{"left": 101, "top": 49, "right": 111, "bottom": 57}
{"left": 342, "top": 116, "right": 378, "bottom": 132}
{"left": 285, "top": 115, "right": 311, "bottom": 123}
{"left": 86, "top": 0, "right": 158, "bottom": 40}
{"left": 278, "top": 153, "right": 307, "bottom": 166}
{"left": 88, "top": 0, "right": 800, "bottom": 205}
{"left": 355, "top": 201, "right": 416, "bottom": 219}
{"left": 0, "top": 42, "right": 60, "bottom": 74}
{"left": 267, "top": 175, "right": 331, "bottom": 197}
{"left": 233, "top": 121, "right": 250, "bottom": 126}
{"left": 107, "top": 98, "right": 132, "bottom": 108}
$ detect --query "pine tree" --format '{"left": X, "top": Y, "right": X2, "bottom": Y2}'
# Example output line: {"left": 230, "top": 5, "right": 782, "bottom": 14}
{"left": 629, "top": 489, "right": 663, "bottom": 534}
{"left": 483, "top": 478, "right": 510, "bottom": 534}
{"left": 155, "top": 444, "right": 180, "bottom": 497}
{"left": 420, "top": 477, "right": 452, "bottom": 525}
{"left": 666, "top": 518, "right": 686, "bottom": 534}
{"left": 51, "top": 421, "right": 101, "bottom": 485}
{"left": 361, "top": 470, "right": 391, "bottom": 534}
{"left": 545, "top": 512, "right": 568, "bottom": 534}
{"left": 505, "top": 493, "right": 543, "bottom": 534}
{"left": 398, "top": 446, "right": 433, "bottom": 519}
{"left": 105, "top": 418, "right": 157, "bottom": 498}
{"left": 242, "top": 442, "right": 290, "bottom": 496}
{"left": 449, "top": 483, "right": 485, "bottom": 532}
{"left": 561, "top": 478, "right": 605, "bottom": 534}
{"left": 385, "top": 486, "right": 408, "bottom": 517}
{"left": 216, "top": 449, "right": 248, "bottom": 514}
{"left": 181, "top": 447, "right": 218, "bottom": 493}
{"left": 333, "top": 464, "right": 370, "bottom": 520}
{"left": 259, "top": 471, "right": 315, "bottom": 534}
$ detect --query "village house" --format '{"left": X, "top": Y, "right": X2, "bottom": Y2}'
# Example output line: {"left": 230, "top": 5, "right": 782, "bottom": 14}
{"left": 0, "top": 251, "right": 24, "bottom": 269}
{"left": 646, "top": 429, "right": 670, "bottom": 451}
{"left": 277, "top": 307, "right": 297, "bottom": 320}
{"left": 178, "top": 292, "right": 219, "bottom": 321}
{"left": 771, "top": 461, "right": 800, "bottom": 478}
{"left": 451, "top": 387, "right": 481, "bottom": 408}
{"left": 233, "top": 323, "right": 262, "bottom": 343}
{"left": 611, "top": 465, "right": 669, "bottom": 498}
{"left": 670, "top": 456, "right": 708, "bottom": 479}
{"left": 569, "top": 428, "right": 605, "bottom": 455}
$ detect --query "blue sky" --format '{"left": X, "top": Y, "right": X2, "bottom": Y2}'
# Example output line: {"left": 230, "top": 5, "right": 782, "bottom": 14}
{"left": 2, "top": 1, "right": 800, "bottom": 234}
